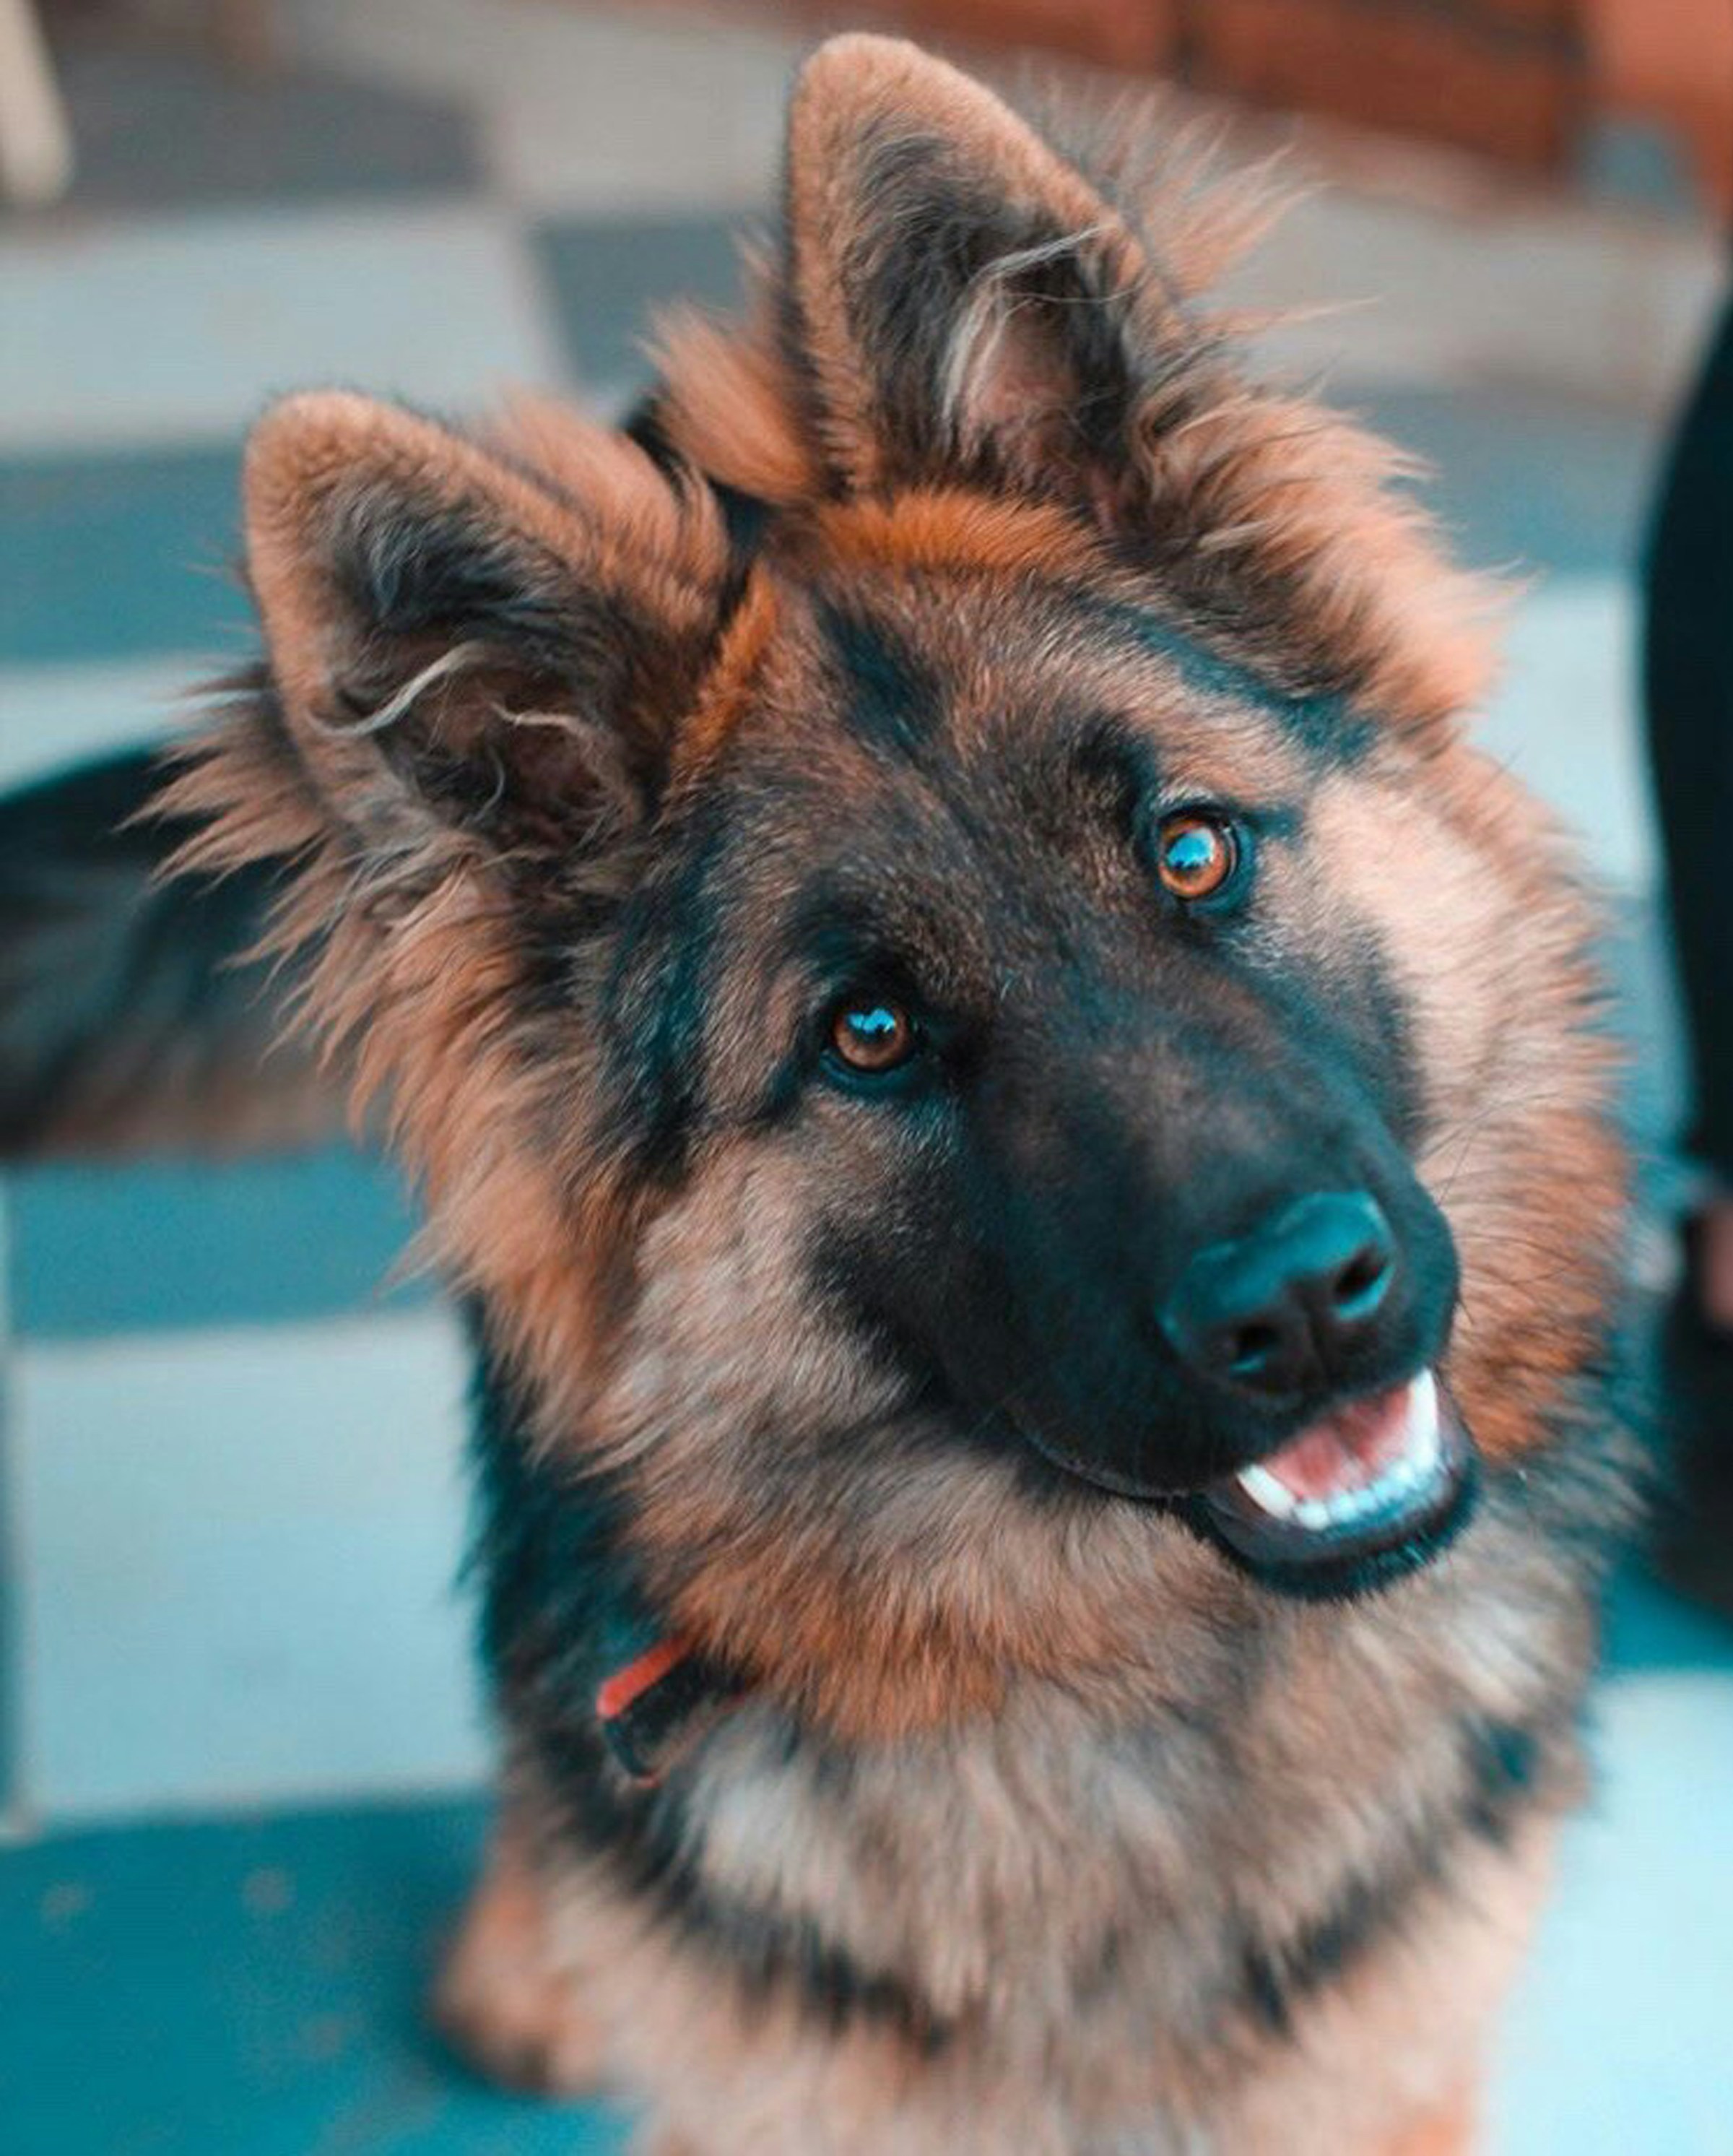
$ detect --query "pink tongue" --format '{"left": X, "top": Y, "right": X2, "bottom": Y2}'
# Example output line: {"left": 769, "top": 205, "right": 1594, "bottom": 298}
{"left": 1261, "top": 1382, "right": 1414, "bottom": 1502}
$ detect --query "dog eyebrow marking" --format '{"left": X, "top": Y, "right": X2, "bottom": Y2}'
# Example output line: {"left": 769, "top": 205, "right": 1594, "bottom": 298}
{"left": 1082, "top": 596, "right": 1377, "bottom": 763}
{"left": 817, "top": 601, "right": 947, "bottom": 761}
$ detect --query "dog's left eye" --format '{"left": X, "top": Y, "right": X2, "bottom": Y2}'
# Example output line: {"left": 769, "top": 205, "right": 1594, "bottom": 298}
{"left": 1155, "top": 810, "right": 1241, "bottom": 901}
{"left": 827, "top": 997, "right": 921, "bottom": 1078}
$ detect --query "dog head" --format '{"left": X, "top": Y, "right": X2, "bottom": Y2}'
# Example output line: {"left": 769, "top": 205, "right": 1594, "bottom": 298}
{"left": 176, "top": 36, "right": 1623, "bottom": 1731}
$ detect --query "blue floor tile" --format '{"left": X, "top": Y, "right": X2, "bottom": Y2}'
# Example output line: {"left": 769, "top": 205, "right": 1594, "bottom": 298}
{"left": 0, "top": 446, "right": 250, "bottom": 669}
{"left": 6, "top": 1146, "right": 430, "bottom": 1341}
{"left": 0, "top": 1798, "right": 631, "bottom": 2155}
{"left": 45, "top": 35, "right": 480, "bottom": 213}
{"left": 530, "top": 213, "right": 750, "bottom": 390}
{"left": 1605, "top": 1568, "right": 1733, "bottom": 1676}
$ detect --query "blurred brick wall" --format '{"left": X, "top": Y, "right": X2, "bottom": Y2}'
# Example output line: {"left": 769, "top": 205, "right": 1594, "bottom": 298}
{"left": 1187, "top": 0, "right": 1581, "bottom": 168}
{"left": 781, "top": 0, "right": 1729, "bottom": 207}
{"left": 833, "top": 0, "right": 1582, "bottom": 165}
{"left": 1584, "top": 0, "right": 1733, "bottom": 215}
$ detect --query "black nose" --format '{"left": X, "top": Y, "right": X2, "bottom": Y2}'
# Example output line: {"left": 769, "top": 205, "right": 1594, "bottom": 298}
{"left": 1161, "top": 1192, "right": 1397, "bottom": 1396}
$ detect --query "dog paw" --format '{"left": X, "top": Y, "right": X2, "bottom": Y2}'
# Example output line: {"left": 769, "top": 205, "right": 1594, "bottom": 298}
{"left": 432, "top": 1843, "right": 605, "bottom": 2098}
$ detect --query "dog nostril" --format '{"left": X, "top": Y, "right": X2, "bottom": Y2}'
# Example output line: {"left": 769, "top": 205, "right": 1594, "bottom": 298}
{"left": 1329, "top": 1243, "right": 1393, "bottom": 1322}
{"left": 1227, "top": 1319, "right": 1283, "bottom": 1378}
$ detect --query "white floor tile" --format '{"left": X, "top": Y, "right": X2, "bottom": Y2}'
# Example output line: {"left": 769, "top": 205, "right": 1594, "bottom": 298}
{"left": 1477, "top": 574, "right": 1654, "bottom": 892}
{"left": 0, "top": 202, "right": 567, "bottom": 453}
{"left": 1228, "top": 176, "right": 1720, "bottom": 417}
{"left": 1493, "top": 1668, "right": 1733, "bottom": 2153}
{"left": 11, "top": 1308, "right": 490, "bottom": 1819}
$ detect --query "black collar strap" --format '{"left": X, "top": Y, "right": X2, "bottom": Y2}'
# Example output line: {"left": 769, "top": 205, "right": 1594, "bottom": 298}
{"left": 596, "top": 1632, "right": 747, "bottom": 1783}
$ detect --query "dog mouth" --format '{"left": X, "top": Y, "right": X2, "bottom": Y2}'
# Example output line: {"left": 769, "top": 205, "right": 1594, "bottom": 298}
{"left": 1189, "top": 1369, "right": 1477, "bottom": 1596}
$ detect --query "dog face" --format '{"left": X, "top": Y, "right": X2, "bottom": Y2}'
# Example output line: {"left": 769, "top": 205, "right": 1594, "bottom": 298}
{"left": 608, "top": 534, "right": 1462, "bottom": 1515}
{"left": 178, "top": 36, "right": 1622, "bottom": 1730}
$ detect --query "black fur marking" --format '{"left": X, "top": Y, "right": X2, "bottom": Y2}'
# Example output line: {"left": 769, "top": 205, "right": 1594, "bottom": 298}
{"left": 849, "top": 131, "right": 1134, "bottom": 479}
{"left": 623, "top": 389, "right": 772, "bottom": 623}
{"left": 596, "top": 783, "right": 739, "bottom": 1187}
{"left": 1459, "top": 1715, "right": 1542, "bottom": 1843}
{"left": 817, "top": 602, "right": 945, "bottom": 763}
{"left": 624, "top": 1843, "right": 952, "bottom": 2055}
{"left": 620, "top": 392, "right": 682, "bottom": 475}
{"left": 1238, "top": 1707, "right": 1560, "bottom": 2035}
{"left": 466, "top": 1315, "right": 950, "bottom": 2051}
{"left": 1241, "top": 1868, "right": 1392, "bottom": 2037}
{"left": 1082, "top": 595, "right": 1376, "bottom": 761}
{"left": 804, "top": 1239, "right": 1099, "bottom": 1510}
{"left": 466, "top": 1312, "right": 640, "bottom": 1694}
{"left": 1335, "top": 921, "right": 1425, "bottom": 1150}
{"left": 329, "top": 488, "right": 576, "bottom": 672}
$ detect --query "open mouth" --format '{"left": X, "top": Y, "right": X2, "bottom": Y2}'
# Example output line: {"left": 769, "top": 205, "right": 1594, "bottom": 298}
{"left": 1190, "top": 1369, "right": 1477, "bottom": 1597}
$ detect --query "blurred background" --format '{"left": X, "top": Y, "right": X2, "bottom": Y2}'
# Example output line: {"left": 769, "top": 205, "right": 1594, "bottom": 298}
{"left": 1, "top": 2, "right": 1732, "bottom": 2150}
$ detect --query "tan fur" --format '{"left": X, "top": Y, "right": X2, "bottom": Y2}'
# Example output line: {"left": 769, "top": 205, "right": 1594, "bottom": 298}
{"left": 454, "top": 1744, "right": 1553, "bottom": 2154}
{"left": 1305, "top": 751, "right": 1622, "bottom": 1463}
{"left": 651, "top": 296, "right": 819, "bottom": 508}
{"left": 434, "top": 1811, "right": 606, "bottom": 2097}
{"left": 1382, "top": 2097, "right": 1477, "bottom": 2156}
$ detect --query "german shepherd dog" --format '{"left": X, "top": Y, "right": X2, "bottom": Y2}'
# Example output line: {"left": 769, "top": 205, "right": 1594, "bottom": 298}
{"left": 0, "top": 34, "right": 1638, "bottom": 2155}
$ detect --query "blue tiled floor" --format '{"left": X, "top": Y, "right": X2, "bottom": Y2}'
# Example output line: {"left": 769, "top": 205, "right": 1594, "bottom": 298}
{"left": 0, "top": 1798, "right": 630, "bottom": 2156}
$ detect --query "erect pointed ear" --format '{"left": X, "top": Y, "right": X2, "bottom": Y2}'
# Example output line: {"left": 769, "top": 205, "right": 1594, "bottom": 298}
{"left": 242, "top": 391, "right": 728, "bottom": 878}
{"left": 783, "top": 34, "right": 1186, "bottom": 502}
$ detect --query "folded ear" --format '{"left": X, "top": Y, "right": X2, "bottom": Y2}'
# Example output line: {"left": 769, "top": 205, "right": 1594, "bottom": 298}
{"left": 242, "top": 391, "right": 727, "bottom": 880}
{"left": 783, "top": 34, "right": 1189, "bottom": 503}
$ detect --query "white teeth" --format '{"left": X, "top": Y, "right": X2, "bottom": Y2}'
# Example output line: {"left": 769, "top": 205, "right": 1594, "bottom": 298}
{"left": 1233, "top": 1372, "right": 1446, "bottom": 1535}
{"left": 1234, "top": 1463, "right": 1298, "bottom": 1520}
{"left": 1407, "top": 1369, "right": 1441, "bottom": 1461}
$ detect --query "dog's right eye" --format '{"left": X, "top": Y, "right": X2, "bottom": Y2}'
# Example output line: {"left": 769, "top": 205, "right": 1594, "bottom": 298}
{"left": 1155, "top": 810, "right": 1240, "bottom": 901}
{"left": 825, "top": 996, "right": 921, "bottom": 1079}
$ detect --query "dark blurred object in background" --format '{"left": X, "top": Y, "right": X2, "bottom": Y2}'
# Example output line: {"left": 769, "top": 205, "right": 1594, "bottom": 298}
{"left": 1646, "top": 289, "right": 1733, "bottom": 1622}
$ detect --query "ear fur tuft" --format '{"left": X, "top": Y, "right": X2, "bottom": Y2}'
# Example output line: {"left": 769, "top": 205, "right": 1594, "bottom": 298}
{"left": 238, "top": 391, "right": 730, "bottom": 875}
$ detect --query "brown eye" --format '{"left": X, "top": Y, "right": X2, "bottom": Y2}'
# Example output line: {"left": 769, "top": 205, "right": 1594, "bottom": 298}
{"left": 1155, "top": 812, "right": 1238, "bottom": 901}
{"left": 828, "top": 997, "right": 918, "bottom": 1075}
